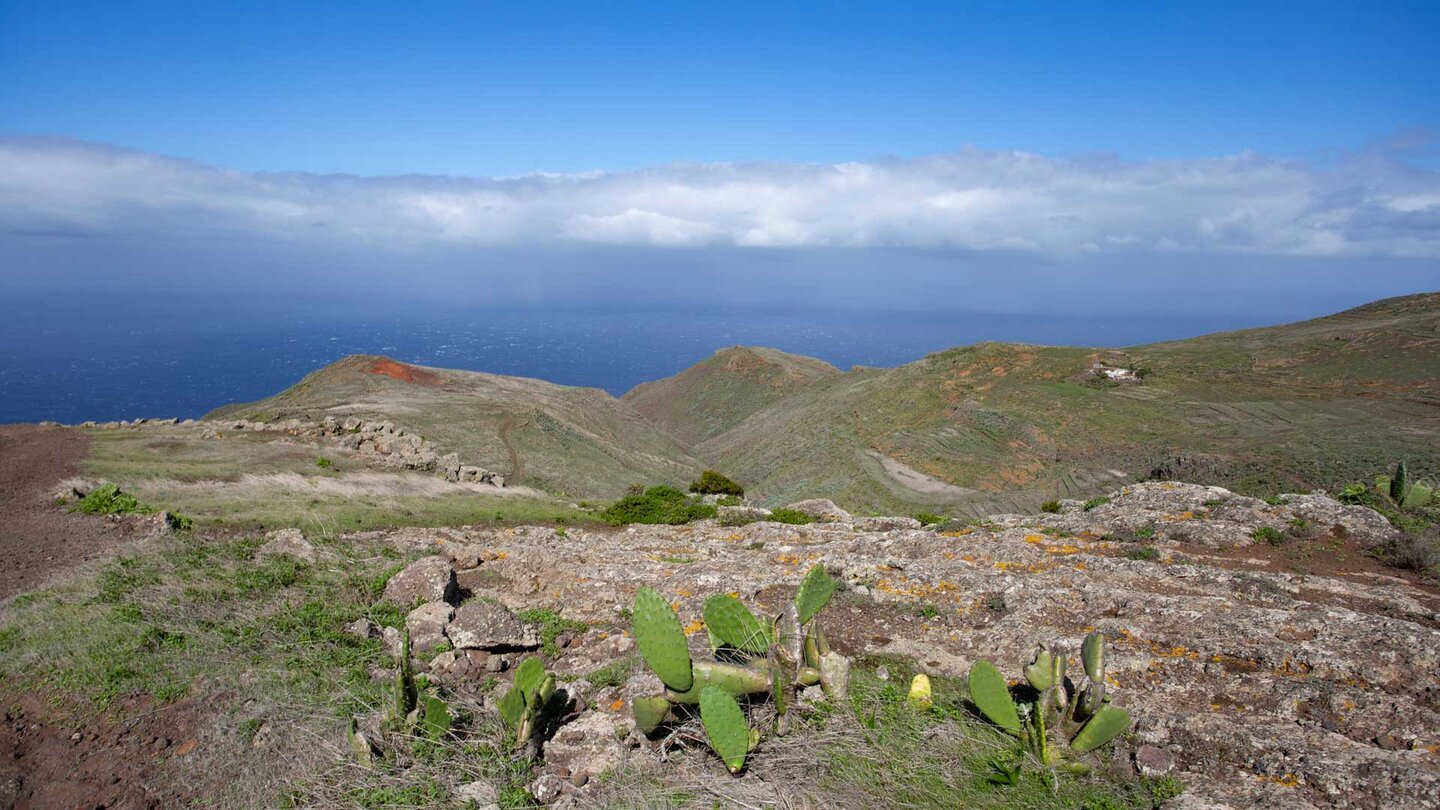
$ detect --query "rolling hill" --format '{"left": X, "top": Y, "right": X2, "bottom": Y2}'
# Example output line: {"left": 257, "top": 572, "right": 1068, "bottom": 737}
{"left": 208, "top": 293, "right": 1440, "bottom": 514}
{"left": 208, "top": 355, "right": 702, "bottom": 499}
{"left": 621, "top": 346, "right": 841, "bottom": 445}
{"left": 695, "top": 293, "right": 1440, "bottom": 515}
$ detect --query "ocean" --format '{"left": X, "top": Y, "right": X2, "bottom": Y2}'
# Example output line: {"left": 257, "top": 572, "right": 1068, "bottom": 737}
{"left": 0, "top": 295, "right": 1269, "bottom": 424}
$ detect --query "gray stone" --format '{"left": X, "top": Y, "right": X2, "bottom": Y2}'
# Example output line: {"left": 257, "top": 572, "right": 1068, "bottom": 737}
{"left": 405, "top": 601, "right": 454, "bottom": 654}
{"left": 456, "top": 779, "right": 500, "bottom": 810}
{"left": 381, "top": 556, "right": 459, "bottom": 605}
{"left": 783, "top": 498, "right": 852, "bottom": 523}
{"left": 447, "top": 600, "right": 540, "bottom": 651}
{"left": 257, "top": 528, "right": 315, "bottom": 562}
{"left": 542, "top": 711, "right": 627, "bottom": 784}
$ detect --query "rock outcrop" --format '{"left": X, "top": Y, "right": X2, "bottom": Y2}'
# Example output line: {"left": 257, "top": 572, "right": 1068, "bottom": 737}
{"left": 366, "top": 482, "right": 1438, "bottom": 809}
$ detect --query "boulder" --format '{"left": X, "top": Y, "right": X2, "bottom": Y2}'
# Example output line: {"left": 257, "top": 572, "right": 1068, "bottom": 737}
{"left": 718, "top": 505, "right": 771, "bottom": 525}
{"left": 447, "top": 600, "right": 539, "bottom": 651}
{"left": 853, "top": 516, "right": 923, "bottom": 532}
{"left": 543, "top": 711, "right": 628, "bottom": 785}
{"left": 381, "top": 557, "right": 459, "bottom": 605}
{"left": 405, "top": 602, "right": 454, "bottom": 654}
{"left": 455, "top": 780, "right": 500, "bottom": 810}
{"left": 783, "top": 498, "right": 852, "bottom": 523}
{"left": 257, "top": 528, "right": 315, "bottom": 562}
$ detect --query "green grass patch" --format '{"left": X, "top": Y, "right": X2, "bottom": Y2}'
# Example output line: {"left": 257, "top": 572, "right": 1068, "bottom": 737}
{"left": 1082, "top": 496, "right": 1110, "bottom": 512}
{"left": 515, "top": 607, "right": 589, "bottom": 657}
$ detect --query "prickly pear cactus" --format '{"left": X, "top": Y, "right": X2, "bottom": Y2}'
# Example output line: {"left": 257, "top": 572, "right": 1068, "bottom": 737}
{"left": 631, "top": 695, "right": 671, "bottom": 735}
{"left": 633, "top": 587, "right": 693, "bottom": 692}
{"left": 969, "top": 659, "right": 1022, "bottom": 736}
{"left": 1071, "top": 705, "right": 1131, "bottom": 752}
{"left": 703, "top": 594, "right": 773, "bottom": 653}
{"left": 699, "top": 686, "right": 750, "bottom": 773}
{"left": 1024, "top": 649, "right": 1055, "bottom": 691}
{"left": 794, "top": 564, "right": 839, "bottom": 625}
{"left": 1081, "top": 631, "right": 1105, "bottom": 682}
{"left": 421, "top": 693, "right": 452, "bottom": 740}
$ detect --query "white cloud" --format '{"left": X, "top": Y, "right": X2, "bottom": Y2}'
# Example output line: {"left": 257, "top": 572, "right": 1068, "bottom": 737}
{"left": 1, "top": 137, "right": 1438, "bottom": 258}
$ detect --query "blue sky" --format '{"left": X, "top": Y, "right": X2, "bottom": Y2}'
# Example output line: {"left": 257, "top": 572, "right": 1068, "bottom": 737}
{"left": 0, "top": 1, "right": 1436, "bottom": 320}
{"left": 2, "top": 1, "right": 1436, "bottom": 176}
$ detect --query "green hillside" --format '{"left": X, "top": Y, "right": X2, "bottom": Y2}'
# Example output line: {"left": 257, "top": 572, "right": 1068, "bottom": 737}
{"left": 208, "top": 355, "right": 702, "bottom": 498}
{"left": 694, "top": 293, "right": 1440, "bottom": 516}
{"left": 621, "top": 346, "right": 840, "bottom": 445}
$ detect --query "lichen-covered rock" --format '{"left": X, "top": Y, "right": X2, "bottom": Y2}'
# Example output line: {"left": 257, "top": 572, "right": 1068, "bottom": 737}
{"left": 783, "top": 498, "right": 852, "bottom": 523}
{"left": 405, "top": 601, "right": 454, "bottom": 654}
{"left": 341, "top": 481, "right": 1437, "bottom": 809}
{"left": 447, "top": 600, "right": 539, "bottom": 651}
{"left": 718, "top": 505, "right": 771, "bottom": 525}
{"left": 853, "top": 516, "right": 923, "bottom": 532}
{"left": 542, "top": 711, "right": 628, "bottom": 785}
{"left": 257, "top": 528, "right": 315, "bottom": 562}
{"left": 381, "top": 556, "right": 458, "bottom": 605}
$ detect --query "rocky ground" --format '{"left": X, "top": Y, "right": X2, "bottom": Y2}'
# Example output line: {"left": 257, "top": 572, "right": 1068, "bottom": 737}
{"left": 350, "top": 483, "right": 1438, "bottom": 809}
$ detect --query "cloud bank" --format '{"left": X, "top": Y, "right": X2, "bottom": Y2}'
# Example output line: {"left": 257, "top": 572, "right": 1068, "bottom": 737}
{"left": 2, "top": 137, "right": 1439, "bottom": 258}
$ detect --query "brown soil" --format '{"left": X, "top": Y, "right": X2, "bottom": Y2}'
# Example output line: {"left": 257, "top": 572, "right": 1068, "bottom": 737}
{"left": 0, "top": 426, "right": 147, "bottom": 602}
{"left": 0, "top": 688, "right": 219, "bottom": 809}
{"left": 366, "top": 357, "right": 445, "bottom": 387}
{"left": 0, "top": 425, "right": 225, "bottom": 809}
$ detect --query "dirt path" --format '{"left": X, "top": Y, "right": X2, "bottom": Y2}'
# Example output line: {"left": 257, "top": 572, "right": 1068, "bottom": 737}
{"left": 500, "top": 411, "right": 525, "bottom": 481}
{"left": 0, "top": 425, "right": 148, "bottom": 601}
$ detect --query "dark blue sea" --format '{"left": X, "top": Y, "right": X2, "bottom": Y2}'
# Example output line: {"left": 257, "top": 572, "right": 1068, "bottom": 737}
{"left": 0, "top": 294, "right": 1281, "bottom": 424}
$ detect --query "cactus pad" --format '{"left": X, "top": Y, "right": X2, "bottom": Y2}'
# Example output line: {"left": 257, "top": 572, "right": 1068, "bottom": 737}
{"left": 631, "top": 695, "right": 671, "bottom": 735}
{"left": 664, "top": 660, "right": 771, "bottom": 703}
{"left": 1071, "top": 705, "right": 1131, "bottom": 752}
{"left": 421, "top": 693, "right": 452, "bottom": 739}
{"left": 908, "top": 673, "right": 933, "bottom": 710}
{"left": 703, "top": 594, "right": 773, "bottom": 653}
{"left": 633, "top": 587, "right": 693, "bottom": 692}
{"left": 1081, "top": 631, "right": 1105, "bottom": 681}
{"left": 968, "top": 659, "right": 1022, "bottom": 736}
{"left": 1024, "top": 649, "right": 1055, "bottom": 691}
{"left": 794, "top": 564, "right": 839, "bottom": 625}
{"left": 699, "top": 686, "right": 750, "bottom": 773}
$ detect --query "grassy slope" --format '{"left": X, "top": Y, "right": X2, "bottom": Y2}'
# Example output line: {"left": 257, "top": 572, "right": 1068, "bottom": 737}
{"left": 621, "top": 346, "right": 840, "bottom": 445}
{"left": 209, "top": 355, "right": 703, "bottom": 499}
{"left": 696, "top": 293, "right": 1440, "bottom": 516}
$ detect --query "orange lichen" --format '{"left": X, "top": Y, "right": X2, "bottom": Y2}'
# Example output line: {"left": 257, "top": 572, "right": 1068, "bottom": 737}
{"left": 683, "top": 619, "right": 705, "bottom": 636}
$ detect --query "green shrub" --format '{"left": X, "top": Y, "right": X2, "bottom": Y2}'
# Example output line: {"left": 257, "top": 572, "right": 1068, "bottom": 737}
{"left": 1040, "top": 500, "right": 1061, "bottom": 514}
{"left": 1126, "top": 546, "right": 1161, "bottom": 562}
{"left": 1082, "top": 496, "right": 1109, "bottom": 512}
{"left": 315, "top": 457, "right": 333, "bottom": 469}
{"left": 767, "top": 508, "right": 816, "bottom": 525}
{"left": 69, "top": 484, "right": 152, "bottom": 516}
{"left": 601, "top": 486, "right": 717, "bottom": 526}
{"left": 1251, "top": 526, "right": 1285, "bottom": 546}
{"left": 914, "top": 512, "right": 946, "bottom": 526}
{"left": 689, "top": 470, "right": 744, "bottom": 497}
{"left": 716, "top": 495, "right": 743, "bottom": 507}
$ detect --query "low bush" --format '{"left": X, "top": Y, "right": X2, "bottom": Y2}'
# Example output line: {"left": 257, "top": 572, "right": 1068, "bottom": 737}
{"left": 69, "top": 483, "right": 152, "bottom": 516}
{"left": 1040, "top": 500, "right": 1061, "bottom": 513}
{"left": 914, "top": 512, "right": 945, "bottom": 526}
{"left": 689, "top": 470, "right": 744, "bottom": 497}
{"left": 767, "top": 508, "right": 816, "bottom": 525}
{"left": 1251, "top": 526, "right": 1285, "bottom": 546}
{"left": 315, "top": 457, "right": 333, "bottom": 469}
{"left": 1082, "top": 496, "right": 1110, "bottom": 512}
{"left": 601, "top": 486, "right": 718, "bottom": 526}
